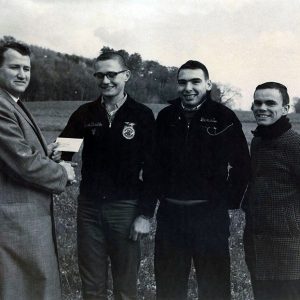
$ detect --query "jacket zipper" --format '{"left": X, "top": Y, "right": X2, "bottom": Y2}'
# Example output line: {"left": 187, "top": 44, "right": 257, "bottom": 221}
{"left": 183, "top": 117, "right": 191, "bottom": 161}
{"left": 185, "top": 123, "right": 190, "bottom": 144}
{"left": 106, "top": 112, "right": 113, "bottom": 128}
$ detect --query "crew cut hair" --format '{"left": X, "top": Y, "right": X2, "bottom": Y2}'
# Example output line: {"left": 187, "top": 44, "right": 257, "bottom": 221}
{"left": 177, "top": 60, "right": 209, "bottom": 79}
{"left": 255, "top": 82, "right": 290, "bottom": 105}
{"left": 0, "top": 41, "right": 31, "bottom": 67}
{"left": 95, "top": 51, "right": 128, "bottom": 70}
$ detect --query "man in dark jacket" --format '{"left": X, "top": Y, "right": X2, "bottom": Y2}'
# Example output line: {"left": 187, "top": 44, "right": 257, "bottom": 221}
{"left": 243, "top": 82, "right": 300, "bottom": 300}
{"left": 155, "top": 60, "right": 250, "bottom": 300}
{"left": 60, "top": 52, "right": 157, "bottom": 300}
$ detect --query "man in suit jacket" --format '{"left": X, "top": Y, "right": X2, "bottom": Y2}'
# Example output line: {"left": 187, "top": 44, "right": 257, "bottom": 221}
{"left": 0, "top": 41, "right": 75, "bottom": 300}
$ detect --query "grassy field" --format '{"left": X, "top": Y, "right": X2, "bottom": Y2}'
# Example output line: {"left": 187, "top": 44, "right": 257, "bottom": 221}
{"left": 25, "top": 101, "right": 300, "bottom": 300}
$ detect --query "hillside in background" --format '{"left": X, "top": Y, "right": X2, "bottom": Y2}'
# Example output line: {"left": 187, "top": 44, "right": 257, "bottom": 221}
{"left": 1, "top": 36, "right": 242, "bottom": 107}
{"left": 1, "top": 36, "right": 178, "bottom": 103}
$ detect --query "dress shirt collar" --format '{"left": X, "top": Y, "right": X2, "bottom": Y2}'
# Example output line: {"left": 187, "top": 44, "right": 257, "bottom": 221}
{"left": 6, "top": 91, "right": 19, "bottom": 103}
{"left": 101, "top": 93, "right": 127, "bottom": 116}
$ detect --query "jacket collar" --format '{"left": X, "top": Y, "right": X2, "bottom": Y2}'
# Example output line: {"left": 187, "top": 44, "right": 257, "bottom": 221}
{"left": 252, "top": 116, "right": 292, "bottom": 139}
{"left": 168, "top": 95, "right": 211, "bottom": 112}
{"left": 96, "top": 93, "right": 136, "bottom": 110}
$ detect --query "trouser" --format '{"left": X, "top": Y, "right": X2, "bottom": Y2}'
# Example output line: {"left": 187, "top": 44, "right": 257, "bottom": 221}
{"left": 155, "top": 200, "right": 231, "bottom": 300}
{"left": 251, "top": 279, "right": 300, "bottom": 300}
{"left": 77, "top": 199, "right": 140, "bottom": 300}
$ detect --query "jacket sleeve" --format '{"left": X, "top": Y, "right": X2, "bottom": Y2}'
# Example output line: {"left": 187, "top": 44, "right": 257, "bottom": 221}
{"left": 227, "top": 114, "right": 251, "bottom": 209}
{"left": 287, "top": 133, "right": 300, "bottom": 184}
{"left": 154, "top": 110, "right": 167, "bottom": 201}
{"left": 0, "top": 105, "right": 68, "bottom": 194}
{"left": 138, "top": 109, "right": 159, "bottom": 217}
{"left": 59, "top": 108, "right": 85, "bottom": 161}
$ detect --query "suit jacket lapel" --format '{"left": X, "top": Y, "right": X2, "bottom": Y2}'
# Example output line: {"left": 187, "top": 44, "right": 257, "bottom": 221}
{"left": 0, "top": 89, "right": 48, "bottom": 154}
{"left": 17, "top": 100, "right": 48, "bottom": 154}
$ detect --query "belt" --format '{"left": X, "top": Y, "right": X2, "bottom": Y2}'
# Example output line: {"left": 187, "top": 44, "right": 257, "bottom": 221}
{"left": 164, "top": 197, "right": 208, "bottom": 205}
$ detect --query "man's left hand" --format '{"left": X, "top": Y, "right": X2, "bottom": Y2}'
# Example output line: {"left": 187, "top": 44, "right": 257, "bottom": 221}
{"left": 129, "top": 215, "right": 150, "bottom": 241}
{"left": 47, "top": 142, "right": 62, "bottom": 162}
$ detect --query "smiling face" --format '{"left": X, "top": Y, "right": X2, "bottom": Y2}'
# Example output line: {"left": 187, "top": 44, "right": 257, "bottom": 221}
{"left": 252, "top": 88, "right": 289, "bottom": 126}
{"left": 177, "top": 68, "right": 212, "bottom": 108}
{"left": 0, "top": 48, "right": 31, "bottom": 97}
{"left": 94, "top": 58, "right": 130, "bottom": 102}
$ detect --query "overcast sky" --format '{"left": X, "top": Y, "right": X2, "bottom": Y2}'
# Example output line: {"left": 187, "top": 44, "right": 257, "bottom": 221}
{"left": 1, "top": 0, "right": 299, "bottom": 109}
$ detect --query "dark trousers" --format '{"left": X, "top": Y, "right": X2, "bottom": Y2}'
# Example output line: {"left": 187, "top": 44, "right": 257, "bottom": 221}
{"left": 155, "top": 201, "right": 231, "bottom": 300}
{"left": 251, "top": 278, "right": 300, "bottom": 300}
{"left": 77, "top": 200, "right": 140, "bottom": 300}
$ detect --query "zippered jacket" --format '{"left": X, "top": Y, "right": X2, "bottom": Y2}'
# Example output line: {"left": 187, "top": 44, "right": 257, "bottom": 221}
{"left": 156, "top": 97, "right": 250, "bottom": 210}
{"left": 60, "top": 95, "right": 157, "bottom": 217}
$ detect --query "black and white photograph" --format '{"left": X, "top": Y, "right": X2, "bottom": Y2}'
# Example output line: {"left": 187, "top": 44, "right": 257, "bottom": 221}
{"left": 0, "top": 0, "right": 300, "bottom": 299}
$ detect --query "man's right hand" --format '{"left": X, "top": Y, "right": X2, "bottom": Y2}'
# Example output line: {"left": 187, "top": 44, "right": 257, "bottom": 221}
{"left": 59, "top": 161, "right": 76, "bottom": 182}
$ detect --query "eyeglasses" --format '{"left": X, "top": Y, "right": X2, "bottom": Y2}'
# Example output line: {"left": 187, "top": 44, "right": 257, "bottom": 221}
{"left": 94, "top": 70, "right": 127, "bottom": 80}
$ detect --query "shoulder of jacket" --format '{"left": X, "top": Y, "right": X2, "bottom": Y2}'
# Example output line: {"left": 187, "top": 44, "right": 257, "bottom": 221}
{"left": 0, "top": 93, "right": 17, "bottom": 113}
{"left": 280, "top": 129, "right": 300, "bottom": 145}
{"left": 72, "top": 99, "right": 99, "bottom": 115}
{"left": 157, "top": 100, "right": 178, "bottom": 115}
{"left": 125, "top": 97, "right": 155, "bottom": 118}
{"left": 207, "top": 99, "right": 236, "bottom": 115}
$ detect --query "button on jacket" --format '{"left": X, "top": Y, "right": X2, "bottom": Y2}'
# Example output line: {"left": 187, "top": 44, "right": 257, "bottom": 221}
{"left": 156, "top": 97, "right": 250, "bottom": 211}
{"left": 60, "top": 95, "right": 157, "bottom": 217}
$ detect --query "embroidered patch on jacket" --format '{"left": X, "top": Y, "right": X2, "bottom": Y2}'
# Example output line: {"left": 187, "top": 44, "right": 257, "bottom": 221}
{"left": 200, "top": 117, "right": 217, "bottom": 123}
{"left": 84, "top": 122, "right": 103, "bottom": 128}
{"left": 122, "top": 122, "right": 136, "bottom": 140}
{"left": 84, "top": 123, "right": 103, "bottom": 135}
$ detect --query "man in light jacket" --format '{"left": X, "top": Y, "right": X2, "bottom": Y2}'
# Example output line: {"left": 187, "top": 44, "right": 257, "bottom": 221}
{"left": 0, "top": 41, "right": 75, "bottom": 300}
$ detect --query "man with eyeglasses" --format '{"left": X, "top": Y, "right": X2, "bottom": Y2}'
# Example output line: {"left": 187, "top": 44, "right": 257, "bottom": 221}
{"left": 154, "top": 60, "right": 250, "bottom": 299}
{"left": 242, "top": 82, "right": 300, "bottom": 300}
{"left": 60, "top": 52, "right": 157, "bottom": 299}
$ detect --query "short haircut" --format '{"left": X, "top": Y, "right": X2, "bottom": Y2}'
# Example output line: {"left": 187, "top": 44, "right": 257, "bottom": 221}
{"left": 95, "top": 52, "right": 128, "bottom": 70}
{"left": 177, "top": 60, "right": 209, "bottom": 79}
{"left": 0, "top": 41, "right": 31, "bottom": 67}
{"left": 255, "top": 82, "right": 290, "bottom": 106}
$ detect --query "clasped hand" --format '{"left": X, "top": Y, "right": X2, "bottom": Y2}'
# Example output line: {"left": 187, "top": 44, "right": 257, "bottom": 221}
{"left": 129, "top": 216, "right": 151, "bottom": 241}
{"left": 47, "top": 142, "right": 76, "bottom": 183}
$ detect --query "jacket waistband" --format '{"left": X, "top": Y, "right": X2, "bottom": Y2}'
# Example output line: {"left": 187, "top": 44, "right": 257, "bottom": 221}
{"left": 164, "top": 197, "right": 208, "bottom": 205}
